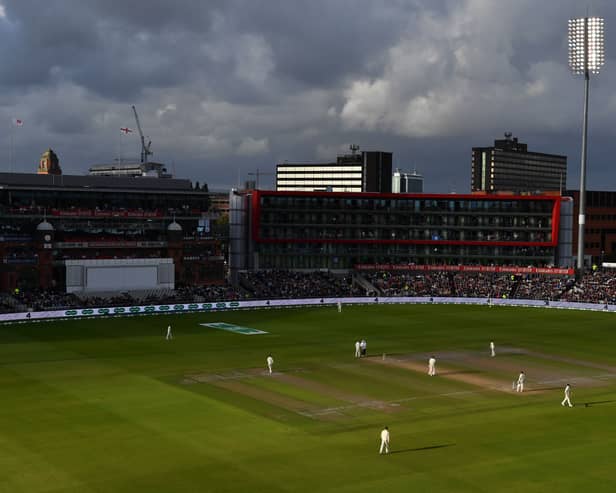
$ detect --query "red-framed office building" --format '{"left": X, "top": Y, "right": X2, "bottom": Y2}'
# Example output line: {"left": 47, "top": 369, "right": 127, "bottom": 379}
{"left": 230, "top": 190, "right": 573, "bottom": 272}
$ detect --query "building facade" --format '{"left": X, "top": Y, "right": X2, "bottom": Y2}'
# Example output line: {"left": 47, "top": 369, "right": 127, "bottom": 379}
{"left": 276, "top": 151, "right": 392, "bottom": 193}
{"left": 0, "top": 172, "right": 225, "bottom": 291}
{"left": 392, "top": 169, "right": 423, "bottom": 193}
{"left": 230, "top": 190, "right": 571, "bottom": 272}
{"left": 88, "top": 161, "right": 171, "bottom": 178}
{"left": 471, "top": 134, "right": 566, "bottom": 193}
{"left": 566, "top": 190, "right": 616, "bottom": 266}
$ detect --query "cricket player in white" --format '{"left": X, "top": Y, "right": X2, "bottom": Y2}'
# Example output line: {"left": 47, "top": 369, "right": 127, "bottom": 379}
{"left": 516, "top": 371, "right": 525, "bottom": 392}
{"left": 428, "top": 356, "right": 436, "bottom": 376}
{"left": 267, "top": 354, "right": 274, "bottom": 375}
{"left": 490, "top": 341, "right": 495, "bottom": 357}
{"left": 354, "top": 340, "right": 361, "bottom": 358}
{"left": 338, "top": 301, "right": 342, "bottom": 313}
{"left": 166, "top": 325, "right": 173, "bottom": 340}
{"left": 379, "top": 426, "right": 390, "bottom": 454}
{"left": 561, "top": 384, "right": 573, "bottom": 407}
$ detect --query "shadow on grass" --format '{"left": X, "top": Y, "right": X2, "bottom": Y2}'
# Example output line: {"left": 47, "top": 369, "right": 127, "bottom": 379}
{"left": 584, "top": 400, "right": 616, "bottom": 407}
{"left": 527, "top": 386, "right": 563, "bottom": 392}
{"left": 389, "top": 443, "right": 455, "bottom": 454}
{"left": 440, "top": 370, "right": 481, "bottom": 375}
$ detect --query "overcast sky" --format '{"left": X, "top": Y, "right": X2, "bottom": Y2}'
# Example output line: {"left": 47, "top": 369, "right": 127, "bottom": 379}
{"left": 1, "top": 0, "right": 615, "bottom": 192}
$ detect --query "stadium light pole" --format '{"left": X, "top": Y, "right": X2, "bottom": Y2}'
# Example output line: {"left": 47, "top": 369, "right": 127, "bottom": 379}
{"left": 568, "top": 17, "right": 605, "bottom": 273}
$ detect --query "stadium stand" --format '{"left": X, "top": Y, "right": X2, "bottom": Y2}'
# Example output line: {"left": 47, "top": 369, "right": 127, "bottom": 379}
{"left": 6, "top": 269, "right": 616, "bottom": 313}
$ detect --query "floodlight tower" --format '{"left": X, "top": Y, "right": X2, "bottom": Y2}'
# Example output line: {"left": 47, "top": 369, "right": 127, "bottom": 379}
{"left": 568, "top": 17, "right": 605, "bottom": 272}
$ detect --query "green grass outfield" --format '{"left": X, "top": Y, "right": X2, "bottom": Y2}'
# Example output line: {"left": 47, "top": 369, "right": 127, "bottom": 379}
{"left": 2, "top": 304, "right": 616, "bottom": 492}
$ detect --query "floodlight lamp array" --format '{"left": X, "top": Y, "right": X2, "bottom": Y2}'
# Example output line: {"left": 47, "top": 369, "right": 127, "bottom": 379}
{"left": 568, "top": 17, "right": 605, "bottom": 75}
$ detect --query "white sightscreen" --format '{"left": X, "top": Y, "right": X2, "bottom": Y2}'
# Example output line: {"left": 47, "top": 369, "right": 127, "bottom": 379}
{"left": 86, "top": 266, "right": 158, "bottom": 290}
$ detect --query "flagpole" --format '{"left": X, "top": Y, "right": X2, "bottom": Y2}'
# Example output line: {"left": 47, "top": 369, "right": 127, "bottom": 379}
{"left": 9, "top": 118, "right": 14, "bottom": 173}
{"left": 9, "top": 118, "right": 25, "bottom": 173}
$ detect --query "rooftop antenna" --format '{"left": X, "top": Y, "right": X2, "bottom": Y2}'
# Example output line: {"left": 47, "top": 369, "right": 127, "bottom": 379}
{"left": 248, "top": 168, "right": 275, "bottom": 189}
{"left": 349, "top": 144, "right": 360, "bottom": 155}
{"left": 504, "top": 132, "right": 513, "bottom": 140}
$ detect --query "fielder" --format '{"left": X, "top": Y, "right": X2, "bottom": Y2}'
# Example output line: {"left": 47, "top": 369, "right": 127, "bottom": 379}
{"left": 338, "top": 301, "right": 342, "bottom": 313}
{"left": 266, "top": 354, "right": 274, "bottom": 375}
{"left": 166, "top": 325, "right": 173, "bottom": 340}
{"left": 516, "top": 371, "right": 525, "bottom": 392}
{"left": 360, "top": 339, "right": 367, "bottom": 357}
{"left": 490, "top": 341, "right": 495, "bottom": 357}
{"left": 428, "top": 356, "right": 436, "bottom": 376}
{"left": 379, "top": 426, "right": 390, "bottom": 454}
{"left": 561, "top": 384, "right": 573, "bottom": 407}
{"left": 354, "top": 340, "right": 361, "bottom": 358}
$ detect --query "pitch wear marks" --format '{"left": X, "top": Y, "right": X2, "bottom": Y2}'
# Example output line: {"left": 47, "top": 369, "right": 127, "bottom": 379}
{"left": 200, "top": 322, "right": 268, "bottom": 335}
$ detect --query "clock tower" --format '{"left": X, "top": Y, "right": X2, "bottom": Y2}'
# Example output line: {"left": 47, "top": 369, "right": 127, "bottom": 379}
{"left": 38, "top": 148, "right": 62, "bottom": 175}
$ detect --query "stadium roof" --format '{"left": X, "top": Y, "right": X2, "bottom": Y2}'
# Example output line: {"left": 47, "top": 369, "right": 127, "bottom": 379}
{"left": 0, "top": 172, "right": 195, "bottom": 192}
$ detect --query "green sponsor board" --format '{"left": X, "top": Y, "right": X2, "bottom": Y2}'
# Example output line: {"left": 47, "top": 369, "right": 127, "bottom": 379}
{"left": 144, "top": 306, "right": 156, "bottom": 312}
{"left": 174, "top": 304, "right": 185, "bottom": 310}
{"left": 98, "top": 308, "right": 110, "bottom": 314}
{"left": 188, "top": 304, "right": 199, "bottom": 310}
{"left": 114, "top": 307, "right": 125, "bottom": 313}
{"left": 200, "top": 322, "right": 268, "bottom": 335}
{"left": 130, "top": 307, "right": 140, "bottom": 313}
{"left": 230, "top": 301, "right": 240, "bottom": 307}
{"left": 159, "top": 305, "right": 170, "bottom": 311}
{"left": 65, "top": 310, "right": 78, "bottom": 316}
{"left": 82, "top": 309, "right": 94, "bottom": 315}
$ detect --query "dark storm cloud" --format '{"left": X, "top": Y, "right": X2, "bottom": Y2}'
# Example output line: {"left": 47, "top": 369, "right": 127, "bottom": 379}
{"left": 1, "top": 0, "right": 616, "bottom": 192}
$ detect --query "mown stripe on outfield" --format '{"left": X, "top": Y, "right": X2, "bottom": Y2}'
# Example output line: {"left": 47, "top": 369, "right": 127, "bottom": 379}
{"left": 200, "top": 322, "right": 268, "bottom": 335}
{"left": 206, "top": 378, "right": 346, "bottom": 420}
{"left": 249, "top": 373, "right": 350, "bottom": 408}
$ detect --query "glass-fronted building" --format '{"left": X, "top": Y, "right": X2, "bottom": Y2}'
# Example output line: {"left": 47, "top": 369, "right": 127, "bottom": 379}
{"left": 276, "top": 151, "right": 392, "bottom": 193}
{"left": 230, "top": 190, "right": 572, "bottom": 272}
{"left": 392, "top": 169, "right": 424, "bottom": 193}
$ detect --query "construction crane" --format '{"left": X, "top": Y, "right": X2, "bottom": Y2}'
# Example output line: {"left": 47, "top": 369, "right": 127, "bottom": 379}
{"left": 131, "top": 105, "right": 153, "bottom": 163}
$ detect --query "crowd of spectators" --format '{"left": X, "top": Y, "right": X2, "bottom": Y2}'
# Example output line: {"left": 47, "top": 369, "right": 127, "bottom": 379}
{"left": 6, "top": 269, "right": 616, "bottom": 313}
{"left": 515, "top": 275, "right": 572, "bottom": 301}
{"left": 13, "top": 289, "right": 81, "bottom": 311}
{"left": 80, "top": 292, "right": 136, "bottom": 308}
{"left": 363, "top": 270, "right": 581, "bottom": 301}
{"left": 365, "top": 271, "right": 454, "bottom": 296}
{"left": 142, "top": 283, "right": 249, "bottom": 304}
{"left": 363, "top": 270, "right": 577, "bottom": 301}
{"left": 559, "top": 271, "right": 616, "bottom": 304}
{"left": 77, "top": 283, "right": 250, "bottom": 307}
{"left": 452, "top": 273, "right": 512, "bottom": 298}
{"left": 240, "top": 270, "right": 363, "bottom": 299}
{"left": 0, "top": 296, "right": 16, "bottom": 314}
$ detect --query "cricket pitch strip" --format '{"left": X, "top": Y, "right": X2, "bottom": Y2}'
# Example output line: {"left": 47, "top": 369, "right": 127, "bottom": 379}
{"left": 179, "top": 348, "right": 616, "bottom": 420}
{"left": 367, "top": 347, "right": 616, "bottom": 393}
